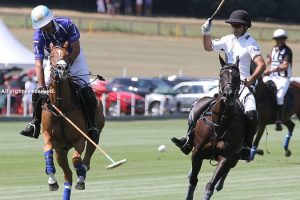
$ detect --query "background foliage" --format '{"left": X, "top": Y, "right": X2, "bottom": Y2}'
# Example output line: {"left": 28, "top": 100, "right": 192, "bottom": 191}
{"left": 0, "top": 0, "right": 300, "bottom": 23}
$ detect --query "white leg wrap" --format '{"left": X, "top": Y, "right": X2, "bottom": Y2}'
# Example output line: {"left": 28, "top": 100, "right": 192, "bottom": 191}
{"left": 48, "top": 173, "right": 57, "bottom": 184}
{"left": 77, "top": 176, "right": 85, "bottom": 184}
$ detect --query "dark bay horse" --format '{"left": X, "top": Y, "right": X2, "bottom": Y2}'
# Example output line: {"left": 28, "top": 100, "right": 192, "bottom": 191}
{"left": 41, "top": 42, "right": 105, "bottom": 199}
{"left": 186, "top": 56, "right": 244, "bottom": 200}
{"left": 251, "top": 79, "right": 300, "bottom": 159}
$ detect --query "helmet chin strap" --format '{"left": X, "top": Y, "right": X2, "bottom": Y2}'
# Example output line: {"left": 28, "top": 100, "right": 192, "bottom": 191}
{"left": 242, "top": 26, "right": 249, "bottom": 35}
{"left": 236, "top": 26, "right": 248, "bottom": 38}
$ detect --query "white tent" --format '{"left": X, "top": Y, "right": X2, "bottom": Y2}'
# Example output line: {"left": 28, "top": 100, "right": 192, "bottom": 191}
{"left": 0, "top": 19, "right": 35, "bottom": 69}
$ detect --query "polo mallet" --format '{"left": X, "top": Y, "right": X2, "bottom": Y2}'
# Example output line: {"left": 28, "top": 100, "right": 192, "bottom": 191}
{"left": 52, "top": 104, "right": 127, "bottom": 170}
{"left": 209, "top": 0, "right": 226, "bottom": 22}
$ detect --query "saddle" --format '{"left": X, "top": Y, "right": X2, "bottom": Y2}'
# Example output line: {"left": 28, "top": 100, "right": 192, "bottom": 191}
{"left": 188, "top": 96, "right": 216, "bottom": 124}
{"left": 264, "top": 80, "right": 295, "bottom": 112}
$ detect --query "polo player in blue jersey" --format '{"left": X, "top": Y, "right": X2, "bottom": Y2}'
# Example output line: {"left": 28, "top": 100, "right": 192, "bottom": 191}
{"left": 19, "top": 5, "right": 99, "bottom": 142}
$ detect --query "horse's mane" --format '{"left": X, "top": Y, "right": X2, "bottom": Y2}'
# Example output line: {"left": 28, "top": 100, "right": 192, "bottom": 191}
{"left": 290, "top": 81, "right": 300, "bottom": 89}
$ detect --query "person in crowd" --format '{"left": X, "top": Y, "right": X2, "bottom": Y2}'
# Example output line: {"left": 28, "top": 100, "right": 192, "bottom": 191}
{"left": 96, "top": 0, "right": 106, "bottom": 13}
{"left": 172, "top": 10, "right": 266, "bottom": 160}
{"left": 136, "top": 0, "right": 143, "bottom": 16}
{"left": 124, "top": 0, "right": 133, "bottom": 15}
{"left": 144, "top": 0, "right": 153, "bottom": 16}
{"left": 22, "top": 76, "right": 37, "bottom": 115}
{"left": 263, "top": 29, "right": 292, "bottom": 131}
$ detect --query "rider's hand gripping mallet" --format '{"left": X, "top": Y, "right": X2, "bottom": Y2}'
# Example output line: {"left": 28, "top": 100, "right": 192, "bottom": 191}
{"left": 52, "top": 104, "right": 127, "bottom": 170}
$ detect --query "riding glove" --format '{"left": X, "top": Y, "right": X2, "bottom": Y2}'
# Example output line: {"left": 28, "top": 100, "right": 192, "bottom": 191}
{"left": 201, "top": 18, "right": 212, "bottom": 35}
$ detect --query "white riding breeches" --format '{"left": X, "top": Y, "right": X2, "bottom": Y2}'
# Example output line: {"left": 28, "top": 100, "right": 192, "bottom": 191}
{"left": 263, "top": 75, "right": 290, "bottom": 105}
{"left": 44, "top": 49, "right": 90, "bottom": 88}
{"left": 239, "top": 84, "right": 256, "bottom": 113}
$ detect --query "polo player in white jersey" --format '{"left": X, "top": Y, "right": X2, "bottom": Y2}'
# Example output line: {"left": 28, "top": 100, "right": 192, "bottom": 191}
{"left": 172, "top": 10, "right": 266, "bottom": 160}
{"left": 263, "top": 29, "right": 293, "bottom": 131}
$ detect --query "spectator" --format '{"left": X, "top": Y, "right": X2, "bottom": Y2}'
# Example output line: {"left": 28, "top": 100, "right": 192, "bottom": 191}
{"left": 125, "top": 0, "right": 133, "bottom": 15}
{"left": 105, "top": 0, "right": 114, "bottom": 15}
{"left": 114, "top": 0, "right": 121, "bottom": 15}
{"left": 96, "top": 0, "right": 106, "bottom": 13}
{"left": 136, "top": 0, "right": 143, "bottom": 16}
{"left": 22, "top": 76, "right": 37, "bottom": 115}
{"left": 0, "top": 72, "right": 5, "bottom": 113}
{"left": 144, "top": 0, "right": 152, "bottom": 16}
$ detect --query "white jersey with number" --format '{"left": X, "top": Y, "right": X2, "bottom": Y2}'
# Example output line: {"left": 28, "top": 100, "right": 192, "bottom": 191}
{"left": 264, "top": 44, "right": 293, "bottom": 105}
{"left": 211, "top": 32, "right": 262, "bottom": 112}
{"left": 211, "top": 32, "right": 261, "bottom": 80}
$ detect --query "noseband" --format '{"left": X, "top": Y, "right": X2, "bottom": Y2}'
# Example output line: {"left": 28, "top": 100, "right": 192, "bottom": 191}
{"left": 50, "top": 46, "right": 70, "bottom": 82}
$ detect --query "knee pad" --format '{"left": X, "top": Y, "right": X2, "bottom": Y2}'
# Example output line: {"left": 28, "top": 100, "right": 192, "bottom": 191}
{"left": 245, "top": 110, "right": 258, "bottom": 122}
{"left": 245, "top": 110, "right": 258, "bottom": 134}
{"left": 33, "top": 86, "right": 48, "bottom": 104}
{"left": 81, "top": 86, "right": 97, "bottom": 107}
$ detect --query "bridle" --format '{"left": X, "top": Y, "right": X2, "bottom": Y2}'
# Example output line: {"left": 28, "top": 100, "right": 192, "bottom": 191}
{"left": 50, "top": 46, "right": 70, "bottom": 82}
{"left": 49, "top": 45, "right": 71, "bottom": 109}
{"left": 219, "top": 65, "right": 241, "bottom": 105}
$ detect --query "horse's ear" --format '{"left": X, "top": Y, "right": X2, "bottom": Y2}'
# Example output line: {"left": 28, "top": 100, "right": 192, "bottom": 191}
{"left": 50, "top": 43, "right": 54, "bottom": 50}
{"left": 235, "top": 56, "right": 240, "bottom": 67}
{"left": 63, "top": 41, "right": 69, "bottom": 48}
{"left": 219, "top": 54, "right": 226, "bottom": 68}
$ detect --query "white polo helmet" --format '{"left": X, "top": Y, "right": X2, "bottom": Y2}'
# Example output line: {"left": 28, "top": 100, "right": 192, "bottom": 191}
{"left": 31, "top": 5, "right": 54, "bottom": 29}
{"left": 272, "top": 29, "right": 288, "bottom": 39}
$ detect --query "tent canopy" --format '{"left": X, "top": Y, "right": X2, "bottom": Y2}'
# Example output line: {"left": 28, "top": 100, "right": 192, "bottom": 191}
{"left": 0, "top": 19, "right": 35, "bottom": 69}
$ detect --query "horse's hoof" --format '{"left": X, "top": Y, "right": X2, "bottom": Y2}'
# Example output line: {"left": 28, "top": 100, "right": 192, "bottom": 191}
{"left": 49, "top": 182, "right": 59, "bottom": 191}
{"left": 203, "top": 190, "right": 213, "bottom": 200}
{"left": 185, "top": 184, "right": 196, "bottom": 200}
{"left": 75, "top": 182, "right": 85, "bottom": 190}
{"left": 285, "top": 149, "right": 291, "bottom": 157}
{"left": 256, "top": 149, "right": 264, "bottom": 155}
{"left": 215, "top": 184, "right": 223, "bottom": 192}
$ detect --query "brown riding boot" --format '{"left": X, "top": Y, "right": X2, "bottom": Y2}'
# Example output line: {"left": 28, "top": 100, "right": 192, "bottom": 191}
{"left": 275, "top": 105, "right": 283, "bottom": 131}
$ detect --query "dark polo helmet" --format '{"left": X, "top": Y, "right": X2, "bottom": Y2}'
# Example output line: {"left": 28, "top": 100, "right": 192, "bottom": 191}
{"left": 225, "top": 10, "right": 251, "bottom": 28}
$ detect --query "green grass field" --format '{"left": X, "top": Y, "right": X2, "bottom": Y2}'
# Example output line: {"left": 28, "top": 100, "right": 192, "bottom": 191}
{"left": 0, "top": 120, "right": 299, "bottom": 200}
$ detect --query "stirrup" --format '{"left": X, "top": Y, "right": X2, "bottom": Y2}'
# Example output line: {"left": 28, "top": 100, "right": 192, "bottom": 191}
{"left": 19, "top": 123, "right": 39, "bottom": 139}
{"left": 171, "top": 136, "right": 188, "bottom": 148}
{"left": 180, "top": 143, "right": 192, "bottom": 155}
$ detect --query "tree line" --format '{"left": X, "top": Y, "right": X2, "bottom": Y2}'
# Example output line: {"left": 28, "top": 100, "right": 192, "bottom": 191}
{"left": 1, "top": 0, "right": 299, "bottom": 23}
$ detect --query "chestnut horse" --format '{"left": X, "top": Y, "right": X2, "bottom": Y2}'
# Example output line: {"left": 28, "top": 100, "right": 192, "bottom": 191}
{"left": 251, "top": 79, "right": 300, "bottom": 159}
{"left": 185, "top": 56, "right": 244, "bottom": 200}
{"left": 41, "top": 42, "right": 105, "bottom": 199}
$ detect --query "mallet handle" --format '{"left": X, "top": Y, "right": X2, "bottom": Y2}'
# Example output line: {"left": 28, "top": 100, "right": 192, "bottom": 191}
{"left": 209, "top": 0, "right": 226, "bottom": 22}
